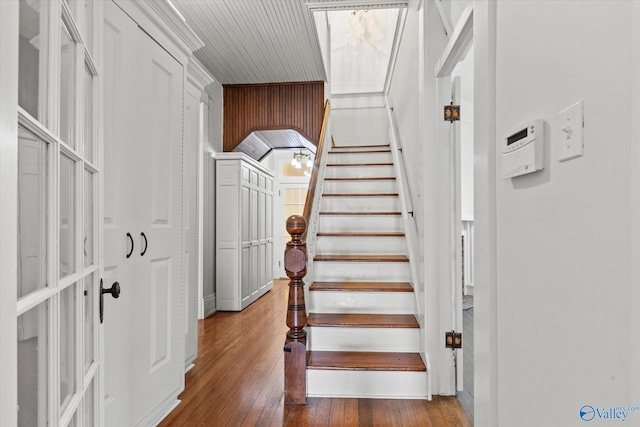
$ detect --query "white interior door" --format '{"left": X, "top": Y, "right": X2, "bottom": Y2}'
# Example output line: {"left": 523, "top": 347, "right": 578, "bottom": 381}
{"left": 103, "top": 2, "right": 184, "bottom": 425}
{"left": 102, "top": 2, "right": 137, "bottom": 425}
{"left": 133, "top": 27, "right": 184, "bottom": 424}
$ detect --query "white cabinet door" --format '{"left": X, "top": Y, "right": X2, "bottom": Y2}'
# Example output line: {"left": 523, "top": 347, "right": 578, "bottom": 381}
{"left": 103, "top": 3, "right": 184, "bottom": 425}
{"left": 103, "top": 3, "right": 138, "bottom": 425}
{"left": 133, "top": 26, "right": 185, "bottom": 424}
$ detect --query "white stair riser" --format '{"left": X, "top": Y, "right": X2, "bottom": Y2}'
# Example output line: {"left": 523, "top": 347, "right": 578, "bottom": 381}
{"left": 309, "top": 291, "right": 413, "bottom": 314}
{"left": 322, "top": 180, "right": 397, "bottom": 194}
{"left": 327, "top": 152, "right": 393, "bottom": 164}
{"left": 315, "top": 236, "right": 406, "bottom": 255}
{"left": 307, "top": 370, "right": 428, "bottom": 399}
{"left": 321, "top": 196, "right": 399, "bottom": 212}
{"left": 325, "top": 165, "right": 395, "bottom": 179}
{"left": 318, "top": 215, "right": 403, "bottom": 233}
{"left": 313, "top": 261, "right": 411, "bottom": 282}
{"left": 307, "top": 327, "right": 419, "bottom": 352}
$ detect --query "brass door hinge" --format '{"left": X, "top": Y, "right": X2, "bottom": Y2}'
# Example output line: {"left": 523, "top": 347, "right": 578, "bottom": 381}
{"left": 444, "top": 103, "right": 460, "bottom": 122}
{"left": 445, "top": 331, "right": 462, "bottom": 349}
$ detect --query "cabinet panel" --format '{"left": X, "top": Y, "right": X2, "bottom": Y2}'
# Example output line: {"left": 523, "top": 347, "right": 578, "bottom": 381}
{"left": 216, "top": 154, "right": 274, "bottom": 311}
{"left": 241, "top": 247, "right": 251, "bottom": 302}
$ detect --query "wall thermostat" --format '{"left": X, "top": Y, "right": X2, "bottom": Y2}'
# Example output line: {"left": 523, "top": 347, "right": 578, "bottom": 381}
{"left": 501, "top": 119, "right": 545, "bottom": 179}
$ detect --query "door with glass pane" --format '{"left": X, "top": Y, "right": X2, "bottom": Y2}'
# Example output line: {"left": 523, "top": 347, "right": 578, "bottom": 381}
{"left": 16, "top": 0, "right": 100, "bottom": 426}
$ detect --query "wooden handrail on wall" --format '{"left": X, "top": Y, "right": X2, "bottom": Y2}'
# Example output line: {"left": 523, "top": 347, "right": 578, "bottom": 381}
{"left": 302, "top": 100, "right": 330, "bottom": 240}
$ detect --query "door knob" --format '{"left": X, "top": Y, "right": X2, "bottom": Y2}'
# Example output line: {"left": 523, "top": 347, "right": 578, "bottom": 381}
{"left": 102, "top": 281, "right": 120, "bottom": 298}
{"left": 100, "top": 279, "right": 121, "bottom": 323}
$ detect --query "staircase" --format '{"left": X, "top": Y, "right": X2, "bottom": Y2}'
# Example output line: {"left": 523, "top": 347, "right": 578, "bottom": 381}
{"left": 305, "top": 143, "right": 428, "bottom": 399}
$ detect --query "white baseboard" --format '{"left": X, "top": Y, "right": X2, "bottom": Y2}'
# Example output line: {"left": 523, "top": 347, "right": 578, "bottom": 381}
{"left": 203, "top": 293, "right": 216, "bottom": 318}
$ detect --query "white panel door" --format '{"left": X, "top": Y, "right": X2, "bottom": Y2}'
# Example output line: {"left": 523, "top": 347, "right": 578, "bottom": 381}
{"left": 133, "top": 26, "right": 184, "bottom": 424}
{"left": 103, "top": 2, "right": 184, "bottom": 426}
{"left": 103, "top": 3, "right": 138, "bottom": 425}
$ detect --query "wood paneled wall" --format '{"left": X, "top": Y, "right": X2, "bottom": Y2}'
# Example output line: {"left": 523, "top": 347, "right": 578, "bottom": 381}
{"left": 223, "top": 81, "right": 325, "bottom": 152}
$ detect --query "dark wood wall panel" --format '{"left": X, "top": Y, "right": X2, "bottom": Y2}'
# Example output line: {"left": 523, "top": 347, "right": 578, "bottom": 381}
{"left": 223, "top": 81, "right": 325, "bottom": 152}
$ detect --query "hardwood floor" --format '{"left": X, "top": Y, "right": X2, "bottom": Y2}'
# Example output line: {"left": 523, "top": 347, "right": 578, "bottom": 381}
{"left": 159, "top": 279, "right": 472, "bottom": 427}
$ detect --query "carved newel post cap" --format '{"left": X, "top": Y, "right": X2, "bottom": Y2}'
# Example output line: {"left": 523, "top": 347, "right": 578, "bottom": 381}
{"left": 286, "top": 215, "right": 307, "bottom": 237}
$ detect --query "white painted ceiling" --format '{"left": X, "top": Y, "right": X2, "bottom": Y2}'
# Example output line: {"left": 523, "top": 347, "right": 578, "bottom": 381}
{"left": 171, "top": 0, "right": 327, "bottom": 85}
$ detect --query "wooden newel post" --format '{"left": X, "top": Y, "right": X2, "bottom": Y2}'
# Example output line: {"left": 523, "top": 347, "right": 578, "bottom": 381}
{"left": 284, "top": 215, "right": 308, "bottom": 404}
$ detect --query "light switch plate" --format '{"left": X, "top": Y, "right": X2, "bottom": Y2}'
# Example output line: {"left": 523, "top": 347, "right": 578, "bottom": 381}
{"left": 558, "top": 101, "right": 584, "bottom": 161}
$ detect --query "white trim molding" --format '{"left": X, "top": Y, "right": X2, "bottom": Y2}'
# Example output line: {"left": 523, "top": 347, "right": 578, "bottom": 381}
{"left": 434, "top": 5, "right": 473, "bottom": 78}
{"left": 187, "top": 58, "right": 215, "bottom": 92}
{"left": 306, "top": 0, "right": 409, "bottom": 12}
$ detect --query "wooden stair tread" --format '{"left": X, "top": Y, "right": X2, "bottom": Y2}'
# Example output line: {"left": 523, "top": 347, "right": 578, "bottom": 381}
{"left": 319, "top": 212, "right": 402, "bottom": 216}
{"left": 316, "top": 232, "right": 405, "bottom": 237}
{"left": 324, "top": 177, "right": 396, "bottom": 181}
{"left": 307, "top": 313, "right": 419, "bottom": 328}
{"left": 314, "top": 254, "right": 409, "bottom": 262}
{"left": 310, "top": 281, "right": 413, "bottom": 292}
{"left": 307, "top": 351, "right": 426, "bottom": 371}
{"left": 322, "top": 193, "right": 399, "bottom": 197}
{"left": 329, "top": 149, "right": 392, "bottom": 154}
{"left": 326, "top": 163, "right": 394, "bottom": 167}
{"left": 332, "top": 144, "right": 390, "bottom": 149}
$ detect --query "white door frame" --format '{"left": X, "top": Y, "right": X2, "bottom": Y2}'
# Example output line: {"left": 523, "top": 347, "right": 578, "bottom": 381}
{"left": 472, "top": 0, "right": 499, "bottom": 425}
{"left": 0, "top": 2, "right": 20, "bottom": 426}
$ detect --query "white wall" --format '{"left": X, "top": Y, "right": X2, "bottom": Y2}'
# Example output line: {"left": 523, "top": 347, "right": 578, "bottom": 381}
{"left": 203, "top": 80, "right": 223, "bottom": 317}
{"left": 494, "top": 2, "right": 636, "bottom": 425}
{"left": 330, "top": 106, "right": 389, "bottom": 146}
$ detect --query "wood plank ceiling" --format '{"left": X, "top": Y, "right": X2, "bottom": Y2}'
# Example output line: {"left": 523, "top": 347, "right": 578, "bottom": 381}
{"left": 171, "top": 0, "right": 327, "bottom": 85}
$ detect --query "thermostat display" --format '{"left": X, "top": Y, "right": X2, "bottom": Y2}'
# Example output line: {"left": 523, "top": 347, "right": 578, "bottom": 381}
{"left": 502, "top": 120, "right": 545, "bottom": 179}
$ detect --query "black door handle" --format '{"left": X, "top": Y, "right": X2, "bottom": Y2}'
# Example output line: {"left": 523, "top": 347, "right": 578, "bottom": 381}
{"left": 141, "top": 232, "right": 148, "bottom": 256}
{"left": 100, "top": 279, "right": 121, "bottom": 324}
{"left": 126, "top": 232, "right": 134, "bottom": 258}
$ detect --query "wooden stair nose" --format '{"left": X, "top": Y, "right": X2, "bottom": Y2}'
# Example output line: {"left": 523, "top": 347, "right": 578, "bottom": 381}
{"left": 324, "top": 177, "right": 396, "bottom": 181}
{"left": 315, "top": 232, "right": 405, "bottom": 237}
{"left": 322, "top": 193, "right": 399, "bottom": 197}
{"left": 307, "top": 351, "right": 426, "bottom": 372}
{"left": 332, "top": 144, "right": 390, "bottom": 149}
{"left": 326, "top": 163, "right": 394, "bottom": 167}
{"left": 319, "top": 212, "right": 402, "bottom": 216}
{"left": 307, "top": 313, "right": 419, "bottom": 328}
{"left": 314, "top": 254, "right": 409, "bottom": 262}
{"left": 330, "top": 149, "right": 392, "bottom": 154}
{"left": 310, "top": 281, "right": 413, "bottom": 292}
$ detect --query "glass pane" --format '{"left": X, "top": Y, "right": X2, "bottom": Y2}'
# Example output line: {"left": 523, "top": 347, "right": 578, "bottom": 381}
{"left": 60, "top": 23, "right": 75, "bottom": 146}
{"left": 18, "top": 301, "right": 48, "bottom": 427}
{"left": 60, "top": 284, "right": 77, "bottom": 410}
{"left": 83, "top": 274, "right": 94, "bottom": 372}
{"left": 83, "top": 64, "right": 94, "bottom": 162}
{"left": 83, "top": 378, "right": 95, "bottom": 426}
{"left": 17, "top": 126, "right": 48, "bottom": 299}
{"left": 84, "top": 169, "right": 93, "bottom": 267}
{"left": 60, "top": 154, "right": 76, "bottom": 278}
{"left": 18, "top": 0, "right": 43, "bottom": 120}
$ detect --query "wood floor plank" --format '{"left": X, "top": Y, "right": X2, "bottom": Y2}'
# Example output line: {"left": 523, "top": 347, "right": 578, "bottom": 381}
{"left": 159, "top": 279, "right": 470, "bottom": 426}
{"left": 307, "top": 313, "right": 419, "bottom": 328}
